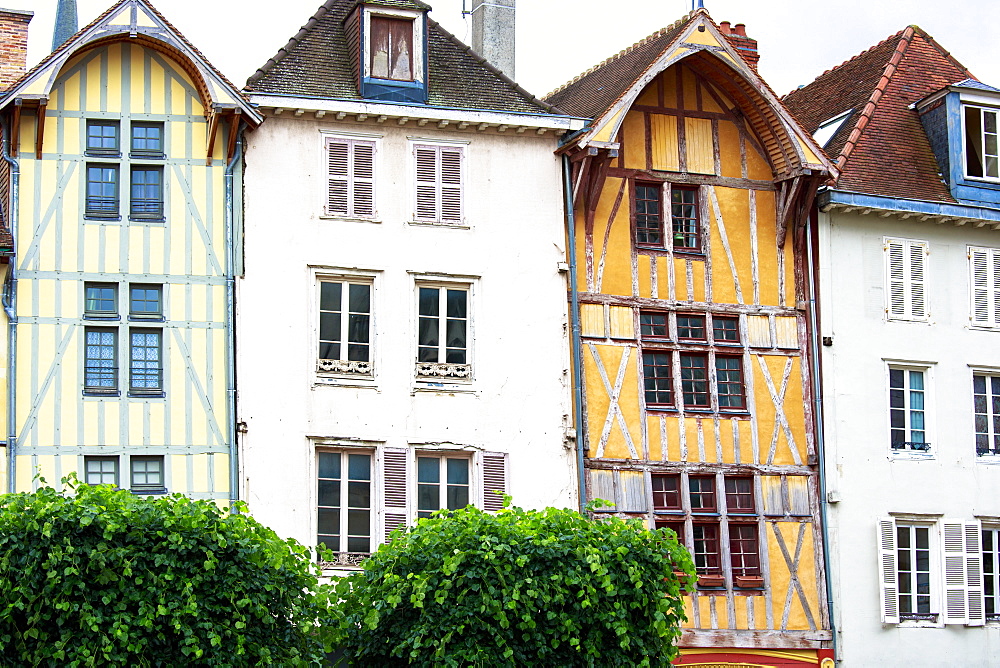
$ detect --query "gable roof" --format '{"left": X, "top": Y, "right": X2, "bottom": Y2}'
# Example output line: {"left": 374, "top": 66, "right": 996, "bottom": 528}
{"left": 0, "top": 0, "right": 260, "bottom": 124}
{"left": 245, "top": 0, "right": 560, "bottom": 117}
{"left": 783, "top": 26, "right": 973, "bottom": 204}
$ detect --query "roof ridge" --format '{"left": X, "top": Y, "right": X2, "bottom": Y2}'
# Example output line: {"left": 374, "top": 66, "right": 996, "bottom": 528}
{"left": 246, "top": 0, "right": 336, "bottom": 89}
{"left": 426, "top": 16, "right": 567, "bottom": 116}
{"left": 784, "top": 27, "right": 908, "bottom": 99}
{"left": 543, "top": 9, "right": 695, "bottom": 100}
{"left": 835, "top": 26, "right": 915, "bottom": 169}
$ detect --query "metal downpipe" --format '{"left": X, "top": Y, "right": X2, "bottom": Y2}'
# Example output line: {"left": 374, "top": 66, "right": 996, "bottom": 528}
{"left": 562, "top": 154, "right": 587, "bottom": 514}
{"left": 2, "top": 116, "right": 18, "bottom": 493}
{"left": 224, "top": 121, "right": 245, "bottom": 506}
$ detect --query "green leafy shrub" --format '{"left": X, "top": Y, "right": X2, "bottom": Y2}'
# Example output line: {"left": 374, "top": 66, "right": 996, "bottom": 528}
{"left": 0, "top": 480, "right": 335, "bottom": 666}
{"left": 332, "top": 500, "right": 694, "bottom": 667}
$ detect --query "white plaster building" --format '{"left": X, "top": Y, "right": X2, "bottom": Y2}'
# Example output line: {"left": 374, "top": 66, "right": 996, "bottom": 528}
{"left": 237, "top": 0, "right": 584, "bottom": 566}
{"left": 785, "top": 28, "right": 1000, "bottom": 666}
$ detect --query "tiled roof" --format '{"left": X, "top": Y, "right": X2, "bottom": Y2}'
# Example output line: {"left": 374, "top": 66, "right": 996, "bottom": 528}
{"left": 245, "top": 0, "right": 560, "bottom": 116}
{"left": 783, "top": 26, "right": 973, "bottom": 204}
{"left": 543, "top": 12, "right": 693, "bottom": 119}
{"left": 952, "top": 78, "right": 1000, "bottom": 93}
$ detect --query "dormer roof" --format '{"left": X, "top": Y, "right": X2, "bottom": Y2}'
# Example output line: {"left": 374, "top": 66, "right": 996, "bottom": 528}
{"left": 245, "top": 0, "right": 559, "bottom": 117}
{"left": 783, "top": 26, "right": 972, "bottom": 204}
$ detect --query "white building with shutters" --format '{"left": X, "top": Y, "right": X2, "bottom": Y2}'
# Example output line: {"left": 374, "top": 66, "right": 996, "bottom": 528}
{"left": 785, "top": 33, "right": 1000, "bottom": 665}
{"left": 236, "top": 0, "right": 584, "bottom": 567}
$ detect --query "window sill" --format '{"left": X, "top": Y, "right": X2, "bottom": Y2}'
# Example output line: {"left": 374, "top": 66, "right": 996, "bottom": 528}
{"left": 84, "top": 215, "right": 121, "bottom": 222}
{"left": 976, "top": 454, "right": 1000, "bottom": 463}
{"left": 84, "top": 314, "right": 121, "bottom": 321}
{"left": 130, "top": 487, "right": 168, "bottom": 495}
{"left": 129, "top": 152, "right": 165, "bottom": 160}
{"left": 319, "top": 215, "right": 382, "bottom": 224}
{"left": 85, "top": 151, "right": 121, "bottom": 158}
{"left": 673, "top": 250, "right": 706, "bottom": 260}
{"left": 313, "top": 378, "right": 379, "bottom": 390}
{"left": 83, "top": 389, "right": 120, "bottom": 397}
{"left": 127, "top": 390, "right": 165, "bottom": 398}
{"left": 412, "top": 383, "right": 478, "bottom": 395}
{"left": 645, "top": 407, "right": 751, "bottom": 419}
{"left": 408, "top": 220, "right": 470, "bottom": 230}
{"left": 128, "top": 315, "right": 164, "bottom": 323}
{"left": 128, "top": 217, "right": 165, "bottom": 224}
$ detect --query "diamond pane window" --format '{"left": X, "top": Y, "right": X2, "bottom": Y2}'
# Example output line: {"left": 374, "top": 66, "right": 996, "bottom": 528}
{"left": 84, "top": 328, "right": 117, "bottom": 390}
{"left": 129, "top": 330, "right": 162, "bottom": 391}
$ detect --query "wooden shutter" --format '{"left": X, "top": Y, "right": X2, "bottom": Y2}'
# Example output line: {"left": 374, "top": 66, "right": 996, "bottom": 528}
{"left": 886, "top": 239, "right": 928, "bottom": 320}
{"left": 440, "top": 147, "right": 463, "bottom": 222}
{"left": 970, "top": 247, "right": 1000, "bottom": 327}
{"left": 414, "top": 145, "right": 439, "bottom": 221}
{"left": 618, "top": 470, "right": 647, "bottom": 512}
{"left": 482, "top": 451, "right": 507, "bottom": 512}
{"left": 942, "top": 519, "right": 970, "bottom": 624}
{"left": 353, "top": 142, "right": 375, "bottom": 216}
{"left": 327, "top": 139, "right": 350, "bottom": 216}
{"left": 589, "top": 469, "right": 616, "bottom": 510}
{"left": 965, "top": 521, "right": 985, "bottom": 626}
{"left": 382, "top": 448, "right": 408, "bottom": 541}
{"left": 878, "top": 518, "right": 900, "bottom": 624}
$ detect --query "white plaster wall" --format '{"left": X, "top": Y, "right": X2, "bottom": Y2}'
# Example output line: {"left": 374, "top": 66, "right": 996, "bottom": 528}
{"left": 818, "top": 210, "right": 1000, "bottom": 666}
{"left": 237, "top": 112, "right": 577, "bottom": 549}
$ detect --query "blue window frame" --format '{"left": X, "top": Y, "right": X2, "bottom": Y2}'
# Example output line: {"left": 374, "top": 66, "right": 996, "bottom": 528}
{"left": 129, "top": 284, "right": 162, "bottom": 319}
{"left": 86, "top": 164, "right": 119, "bottom": 218}
{"left": 130, "top": 167, "right": 163, "bottom": 220}
{"left": 131, "top": 122, "right": 164, "bottom": 157}
{"left": 86, "top": 120, "right": 119, "bottom": 156}
{"left": 84, "top": 282, "right": 118, "bottom": 317}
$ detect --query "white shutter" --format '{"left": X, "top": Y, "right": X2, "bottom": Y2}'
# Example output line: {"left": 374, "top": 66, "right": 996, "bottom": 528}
{"left": 969, "top": 247, "right": 1000, "bottom": 327}
{"left": 942, "top": 519, "right": 969, "bottom": 624}
{"left": 440, "top": 147, "right": 463, "bottom": 223}
{"left": 352, "top": 142, "right": 375, "bottom": 217}
{"left": 965, "top": 521, "right": 985, "bottom": 626}
{"left": 326, "top": 139, "right": 350, "bottom": 216}
{"left": 878, "top": 518, "right": 900, "bottom": 624}
{"left": 382, "top": 448, "right": 409, "bottom": 541}
{"left": 885, "top": 239, "right": 928, "bottom": 320}
{"left": 481, "top": 451, "right": 507, "bottom": 512}
{"left": 414, "top": 145, "right": 439, "bottom": 221}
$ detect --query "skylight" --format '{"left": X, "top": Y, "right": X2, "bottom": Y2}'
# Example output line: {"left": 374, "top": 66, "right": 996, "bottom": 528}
{"left": 813, "top": 110, "right": 852, "bottom": 148}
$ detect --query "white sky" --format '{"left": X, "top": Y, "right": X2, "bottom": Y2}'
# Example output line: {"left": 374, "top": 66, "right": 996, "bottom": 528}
{"left": 10, "top": 0, "right": 1000, "bottom": 102}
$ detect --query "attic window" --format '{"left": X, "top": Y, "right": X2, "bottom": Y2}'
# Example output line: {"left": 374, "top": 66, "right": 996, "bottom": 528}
{"left": 370, "top": 16, "right": 413, "bottom": 81}
{"left": 813, "top": 110, "right": 851, "bottom": 149}
{"left": 965, "top": 105, "right": 999, "bottom": 180}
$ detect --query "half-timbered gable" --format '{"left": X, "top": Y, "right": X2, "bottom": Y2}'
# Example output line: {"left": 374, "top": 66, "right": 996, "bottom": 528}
{"left": 548, "top": 9, "right": 836, "bottom": 666}
{"left": 0, "top": 0, "right": 261, "bottom": 498}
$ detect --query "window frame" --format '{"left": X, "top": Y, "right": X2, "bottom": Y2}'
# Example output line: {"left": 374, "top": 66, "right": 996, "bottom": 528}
{"left": 129, "top": 165, "right": 164, "bottom": 221}
{"left": 84, "top": 282, "right": 119, "bottom": 320}
{"left": 83, "top": 327, "right": 119, "bottom": 394}
{"left": 415, "top": 452, "right": 472, "bottom": 519}
{"left": 968, "top": 246, "right": 1000, "bottom": 329}
{"left": 85, "top": 163, "right": 120, "bottom": 220}
{"left": 316, "top": 449, "right": 375, "bottom": 556}
{"left": 129, "top": 455, "right": 166, "bottom": 494}
{"left": 129, "top": 121, "right": 165, "bottom": 159}
{"left": 85, "top": 120, "right": 120, "bottom": 157}
{"left": 963, "top": 103, "right": 1000, "bottom": 182}
{"left": 411, "top": 141, "right": 466, "bottom": 226}
{"left": 670, "top": 185, "right": 702, "bottom": 253}
{"left": 414, "top": 280, "right": 472, "bottom": 382}
{"left": 317, "top": 276, "right": 374, "bottom": 377}
{"left": 128, "top": 328, "right": 163, "bottom": 396}
{"left": 362, "top": 7, "right": 425, "bottom": 84}
{"left": 128, "top": 283, "right": 163, "bottom": 321}
{"left": 984, "top": 525, "right": 1000, "bottom": 623}
{"left": 886, "top": 363, "right": 932, "bottom": 456}
{"left": 973, "top": 372, "right": 1000, "bottom": 458}
{"left": 322, "top": 133, "right": 378, "bottom": 220}
{"left": 884, "top": 237, "right": 929, "bottom": 322}
{"left": 84, "top": 455, "right": 119, "bottom": 486}
{"left": 634, "top": 182, "right": 664, "bottom": 248}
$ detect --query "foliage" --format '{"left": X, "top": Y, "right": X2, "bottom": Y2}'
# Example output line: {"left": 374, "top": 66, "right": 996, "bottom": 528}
{"left": 0, "top": 478, "right": 336, "bottom": 666}
{"left": 331, "top": 499, "right": 694, "bottom": 667}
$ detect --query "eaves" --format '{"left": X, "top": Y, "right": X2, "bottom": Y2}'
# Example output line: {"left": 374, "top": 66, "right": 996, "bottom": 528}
{"left": 818, "top": 188, "right": 1000, "bottom": 230}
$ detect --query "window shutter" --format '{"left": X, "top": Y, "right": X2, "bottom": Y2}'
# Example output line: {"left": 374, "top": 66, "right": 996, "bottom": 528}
{"left": 327, "top": 139, "right": 350, "bottom": 216}
{"left": 618, "top": 470, "right": 647, "bottom": 512}
{"left": 886, "top": 239, "right": 928, "bottom": 320}
{"left": 909, "top": 242, "right": 927, "bottom": 318}
{"left": 878, "top": 518, "right": 900, "bottom": 624}
{"left": 382, "top": 448, "right": 408, "bottom": 541}
{"left": 969, "top": 247, "right": 1000, "bottom": 327}
{"left": 965, "top": 521, "right": 985, "bottom": 626}
{"left": 352, "top": 142, "right": 375, "bottom": 217}
{"left": 414, "top": 145, "right": 438, "bottom": 221}
{"left": 440, "top": 147, "right": 463, "bottom": 222}
{"left": 942, "top": 519, "right": 969, "bottom": 624}
{"left": 589, "top": 469, "right": 616, "bottom": 510}
{"left": 481, "top": 451, "right": 507, "bottom": 512}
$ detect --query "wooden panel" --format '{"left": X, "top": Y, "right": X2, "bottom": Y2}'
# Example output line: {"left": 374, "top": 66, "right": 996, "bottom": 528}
{"left": 589, "top": 469, "right": 616, "bottom": 509}
{"left": 650, "top": 114, "right": 680, "bottom": 172}
{"left": 718, "top": 120, "right": 743, "bottom": 178}
{"left": 608, "top": 305, "right": 634, "bottom": 339}
{"left": 747, "top": 315, "right": 772, "bottom": 348}
{"left": 775, "top": 317, "right": 798, "bottom": 349}
{"left": 619, "top": 470, "right": 647, "bottom": 511}
{"left": 787, "top": 476, "right": 810, "bottom": 516}
{"left": 761, "top": 475, "right": 784, "bottom": 515}
{"left": 685, "top": 117, "right": 714, "bottom": 175}
{"left": 580, "top": 303, "right": 605, "bottom": 337}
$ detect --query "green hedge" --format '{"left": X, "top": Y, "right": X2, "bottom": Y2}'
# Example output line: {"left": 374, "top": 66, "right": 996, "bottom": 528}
{"left": 0, "top": 480, "right": 335, "bottom": 666}
{"left": 331, "top": 501, "right": 694, "bottom": 667}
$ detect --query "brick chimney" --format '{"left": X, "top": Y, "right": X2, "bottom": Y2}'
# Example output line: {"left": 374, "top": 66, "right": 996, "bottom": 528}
{"left": 718, "top": 20, "right": 759, "bottom": 72}
{"left": 471, "top": 0, "right": 515, "bottom": 80}
{"left": 0, "top": 8, "right": 32, "bottom": 91}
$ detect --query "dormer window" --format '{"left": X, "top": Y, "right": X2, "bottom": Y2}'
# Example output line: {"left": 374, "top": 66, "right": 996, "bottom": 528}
{"left": 965, "top": 105, "right": 999, "bottom": 180}
{"left": 370, "top": 16, "right": 413, "bottom": 81}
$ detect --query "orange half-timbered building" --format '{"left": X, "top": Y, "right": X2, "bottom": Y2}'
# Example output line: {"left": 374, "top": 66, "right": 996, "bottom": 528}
{"left": 547, "top": 9, "right": 837, "bottom": 666}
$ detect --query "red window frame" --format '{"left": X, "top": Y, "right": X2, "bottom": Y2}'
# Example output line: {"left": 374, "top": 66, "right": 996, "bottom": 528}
{"left": 712, "top": 315, "right": 740, "bottom": 344}
{"left": 676, "top": 313, "right": 707, "bottom": 341}
{"left": 652, "top": 473, "right": 682, "bottom": 511}
{"left": 671, "top": 186, "right": 701, "bottom": 252}
{"left": 724, "top": 476, "right": 755, "bottom": 513}
{"left": 642, "top": 351, "right": 673, "bottom": 408}
{"left": 715, "top": 356, "right": 746, "bottom": 410}
{"left": 728, "top": 522, "right": 761, "bottom": 577}
{"left": 692, "top": 522, "right": 721, "bottom": 574}
{"left": 680, "top": 353, "right": 710, "bottom": 408}
{"left": 639, "top": 310, "right": 670, "bottom": 340}
{"left": 634, "top": 183, "right": 664, "bottom": 247}
{"left": 688, "top": 475, "right": 717, "bottom": 512}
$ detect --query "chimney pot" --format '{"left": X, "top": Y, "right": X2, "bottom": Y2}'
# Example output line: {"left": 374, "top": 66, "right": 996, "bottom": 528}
{"left": 471, "top": 0, "right": 515, "bottom": 80}
{"left": 719, "top": 21, "right": 731, "bottom": 34}
{"left": 733, "top": 23, "right": 747, "bottom": 37}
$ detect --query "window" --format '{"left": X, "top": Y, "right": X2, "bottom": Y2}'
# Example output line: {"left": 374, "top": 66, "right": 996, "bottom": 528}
{"left": 969, "top": 246, "right": 1000, "bottom": 327}
{"left": 317, "top": 451, "right": 372, "bottom": 554}
{"left": 639, "top": 311, "right": 668, "bottom": 339}
{"left": 635, "top": 184, "right": 663, "bottom": 246}
{"left": 413, "top": 144, "right": 463, "bottom": 224}
{"left": 84, "top": 456, "right": 118, "bottom": 485}
{"left": 130, "top": 456, "right": 165, "bottom": 493}
{"left": 716, "top": 356, "right": 746, "bottom": 410}
{"left": 370, "top": 15, "right": 414, "bottom": 81}
{"left": 898, "top": 524, "right": 933, "bottom": 618}
{"left": 985, "top": 527, "right": 1000, "bottom": 622}
{"left": 129, "top": 284, "right": 162, "bottom": 319}
{"left": 677, "top": 314, "right": 706, "bottom": 341}
{"left": 417, "top": 455, "right": 470, "bottom": 519}
{"left": 325, "top": 137, "right": 375, "bottom": 218}
{"left": 974, "top": 374, "right": 1000, "bottom": 456}
{"left": 680, "top": 353, "right": 710, "bottom": 408}
{"left": 86, "top": 164, "right": 119, "bottom": 218}
{"left": 889, "top": 367, "right": 929, "bottom": 452}
{"left": 130, "top": 167, "right": 163, "bottom": 220}
{"left": 642, "top": 352, "right": 673, "bottom": 407}
{"left": 84, "top": 328, "right": 117, "bottom": 392}
{"left": 318, "top": 279, "right": 372, "bottom": 375}
{"left": 84, "top": 282, "right": 118, "bottom": 318}
{"left": 416, "top": 285, "right": 469, "bottom": 378}
{"left": 634, "top": 183, "right": 702, "bottom": 252}
{"left": 653, "top": 472, "right": 762, "bottom": 588}
{"left": 129, "top": 329, "right": 162, "bottom": 393}
{"left": 86, "top": 120, "right": 119, "bottom": 156}
{"left": 713, "top": 316, "right": 740, "bottom": 344}
{"left": 885, "top": 238, "right": 928, "bottom": 321}
{"left": 965, "top": 105, "right": 999, "bottom": 180}
{"left": 671, "top": 187, "right": 701, "bottom": 252}
{"left": 130, "top": 122, "right": 164, "bottom": 157}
